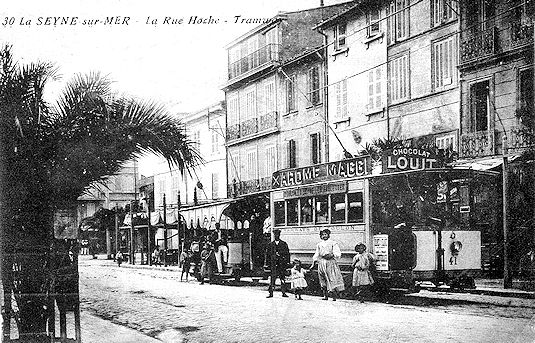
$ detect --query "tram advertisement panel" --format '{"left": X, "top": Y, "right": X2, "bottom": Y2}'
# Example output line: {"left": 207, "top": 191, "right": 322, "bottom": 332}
{"left": 373, "top": 234, "right": 389, "bottom": 271}
{"left": 272, "top": 156, "right": 372, "bottom": 189}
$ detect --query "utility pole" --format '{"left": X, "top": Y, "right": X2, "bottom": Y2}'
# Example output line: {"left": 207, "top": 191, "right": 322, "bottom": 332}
{"left": 130, "top": 200, "right": 135, "bottom": 265}
{"left": 503, "top": 135, "right": 512, "bottom": 288}
{"left": 114, "top": 204, "right": 119, "bottom": 260}
{"left": 163, "top": 194, "right": 168, "bottom": 267}
{"left": 147, "top": 197, "right": 152, "bottom": 266}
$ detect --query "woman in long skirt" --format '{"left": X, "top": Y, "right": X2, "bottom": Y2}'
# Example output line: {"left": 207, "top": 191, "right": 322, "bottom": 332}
{"left": 352, "top": 243, "right": 375, "bottom": 302}
{"left": 309, "top": 229, "right": 345, "bottom": 301}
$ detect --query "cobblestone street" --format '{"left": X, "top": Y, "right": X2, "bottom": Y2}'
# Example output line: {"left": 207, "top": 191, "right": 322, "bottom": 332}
{"left": 78, "top": 258, "right": 535, "bottom": 343}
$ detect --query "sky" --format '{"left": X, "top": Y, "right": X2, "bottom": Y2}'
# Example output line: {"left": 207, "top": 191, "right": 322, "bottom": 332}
{"left": 1, "top": 0, "right": 346, "bottom": 175}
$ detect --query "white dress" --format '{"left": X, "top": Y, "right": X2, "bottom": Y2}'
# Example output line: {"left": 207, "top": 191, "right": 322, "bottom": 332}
{"left": 312, "top": 239, "right": 345, "bottom": 292}
{"left": 290, "top": 267, "right": 308, "bottom": 289}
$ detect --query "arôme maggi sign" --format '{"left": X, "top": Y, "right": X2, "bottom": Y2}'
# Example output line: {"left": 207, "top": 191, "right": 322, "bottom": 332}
{"left": 382, "top": 148, "right": 439, "bottom": 173}
{"left": 272, "top": 156, "right": 372, "bottom": 189}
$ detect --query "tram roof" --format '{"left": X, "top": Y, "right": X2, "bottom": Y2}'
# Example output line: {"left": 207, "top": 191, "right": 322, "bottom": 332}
{"left": 370, "top": 167, "right": 500, "bottom": 180}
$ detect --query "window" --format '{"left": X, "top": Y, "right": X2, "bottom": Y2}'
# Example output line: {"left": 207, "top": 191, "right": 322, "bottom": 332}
{"left": 315, "top": 195, "right": 329, "bottom": 223}
{"left": 244, "top": 88, "right": 256, "bottom": 121}
{"left": 274, "top": 201, "right": 285, "bottom": 226}
{"left": 330, "top": 194, "right": 346, "bottom": 223}
{"left": 310, "top": 133, "right": 321, "bottom": 165}
{"left": 211, "top": 173, "right": 219, "bottom": 199}
{"left": 367, "top": 9, "right": 381, "bottom": 36}
{"left": 389, "top": 54, "right": 409, "bottom": 102}
{"left": 211, "top": 130, "right": 219, "bottom": 154}
{"left": 286, "top": 75, "right": 296, "bottom": 113}
{"left": 244, "top": 150, "right": 257, "bottom": 180}
{"left": 433, "top": 0, "right": 457, "bottom": 26}
{"left": 171, "top": 175, "right": 179, "bottom": 203}
{"left": 388, "top": 0, "right": 410, "bottom": 43}
{"left": 519, "top": 68, "right": 534, "bottom": 114}
{"left": 348, "top": 192, "right": 364, "bottom": 223}
{"left": 300, "top": 197, "right": 314, "bottom": 224}
{"left": 470, "top": 80, "right": 490, "bottom": 132}
{"left": 227, "top": 93, "right": 240, "bottom": 125}
{"left": 368, "top": 67, "right": 384, "bottom": 111}
{"left": 229, "top": 151, "right": 240, "bottom": 182}
{"left": 264, "top": 81, "right": 275, "bottom": 114}
{"left": 433, "top": 36, "right": 456, "bottom": 90}
{"left": 307, "top": 66, "right": 321, "bottom": 106}
{"left": 265, "top": 145, "right": 277, "bottom": 177}
{"left": 287, "top": 199, "right": 299, "bottom": 226}
{"left": 192, "top": 131, "right": 201, "bottom": 150}
{"left": 229, "top": 46, "right": 241, "bottom": 77}
{"left": 335, "top": 79, "right": 348, "bottom": 118}
{"left": 334, "top": 23, "right": 347, "bottom": 50}
{"left": 435, "top": 133, "right": 457, "bottom": 150}
{"left": 287, "top": 139, "right": 297, "bottom": 168}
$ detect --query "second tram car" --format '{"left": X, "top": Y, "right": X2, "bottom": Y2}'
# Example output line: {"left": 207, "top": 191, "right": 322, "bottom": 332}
{"left": 270, "top": 154, "right": 500, "bottom": 291}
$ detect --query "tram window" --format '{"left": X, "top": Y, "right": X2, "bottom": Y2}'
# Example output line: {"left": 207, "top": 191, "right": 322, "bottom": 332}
{"left": 287, "top": 198, "right": 299, "bottom": 226}
{"left": 274, "top": 201, "right": 285, "bottom": 227}
{"left": 315, "top": 195, "right": 329, "bottom": 223}
{"left": 331, "top": 193, "right": 346, "bottom": 223}
{"left": 301, "top": 197, "right": 313, "bottom": 224}
{"left": 348, "top": 192, "right": 364, "bottom": 223}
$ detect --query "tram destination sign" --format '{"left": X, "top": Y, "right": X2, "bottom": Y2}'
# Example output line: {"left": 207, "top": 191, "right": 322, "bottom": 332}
{"left": 272, "top": 156, "right": 372, "bottom": 189}
{"left": 382, "top": 148, "right": 439, "bottom": 173}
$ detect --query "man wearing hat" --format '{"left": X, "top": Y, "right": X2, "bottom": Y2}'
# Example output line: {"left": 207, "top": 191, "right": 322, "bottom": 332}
{"left": 264, "top": 229, "right": 290, "bottom": 298}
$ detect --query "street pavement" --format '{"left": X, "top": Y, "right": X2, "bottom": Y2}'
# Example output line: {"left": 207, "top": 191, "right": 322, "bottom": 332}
{"left": 76, "top": 257, "right": 535, "bottom": 343}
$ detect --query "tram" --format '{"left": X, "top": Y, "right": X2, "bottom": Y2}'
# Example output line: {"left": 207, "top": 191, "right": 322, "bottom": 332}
{"left": 270, "top": 152, "right": 500, "bottom": 291}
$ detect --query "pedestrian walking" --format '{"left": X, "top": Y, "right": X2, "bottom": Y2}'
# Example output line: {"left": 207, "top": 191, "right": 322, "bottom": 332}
{"left": 264, "top": 229, "right": 290, "bottom": 298}
{"left": 289, "top": 259, "right": 307, "bottom": 300}
{"left": 351, "top": 243, "right": 375, "bottom": 302}
{"left": 200, "top": 243, "right": 216, "bottom": 284}
{"left": 180, "top": 249, "right": 192, "bottom": 282}
{"left": 309, "top": 229, "right": 345, "bottom": 301}
{"left": 152, "top": 246, "right": 161, "bottom": 266}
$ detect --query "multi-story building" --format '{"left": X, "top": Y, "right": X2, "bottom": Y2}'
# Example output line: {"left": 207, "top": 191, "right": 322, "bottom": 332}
{"left": 315, "top": 1, "right": 388, "bottom": 159}
{"left": 152, "top": 101, "right": 230, "bottom": 253}
{"left": 317, "top": 0, "right": 460, "bottom": 158}
{"left": 223, "top": 3, "right": 354, "bottom": 272}
{"left": 457, "top": 0, "right": 534, "bottom": 269}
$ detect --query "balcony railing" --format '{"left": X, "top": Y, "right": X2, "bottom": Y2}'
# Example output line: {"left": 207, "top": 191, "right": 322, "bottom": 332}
{"left": 460, "top": 130, "right": 495, "bottom": 158}
{"left": 460, "top": 26, "right": 496, "bottom": 64}
{"left": 240, "top": 118, "right": 258, "bottom": 137}
{"left": 228, "top": 176, "right": 272, "bottom": 197}
{"left": 510, "top": 22, "right": 534, "bottom": 49}
{"left": 226, "top": 111, "right": 278, "bottom": 142}
{"left": 508, "top": 126, "right": 535, "bottom": 153}
{"left": 228, "top": 44, "right": 281, "bottom": 80}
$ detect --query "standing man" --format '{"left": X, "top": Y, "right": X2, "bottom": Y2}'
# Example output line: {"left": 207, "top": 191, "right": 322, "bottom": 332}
{"left": 264, "top": 229, "right": 290, "bottom": 298}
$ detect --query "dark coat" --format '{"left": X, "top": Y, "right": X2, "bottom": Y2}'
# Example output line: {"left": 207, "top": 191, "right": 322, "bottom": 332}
{"left": 265, "top": 239, "right": 290, "bottom": 272}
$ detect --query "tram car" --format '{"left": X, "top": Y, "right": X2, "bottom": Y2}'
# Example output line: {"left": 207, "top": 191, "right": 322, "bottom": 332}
{"left": 270, "top": 153, "right": 500, "bottom": 291}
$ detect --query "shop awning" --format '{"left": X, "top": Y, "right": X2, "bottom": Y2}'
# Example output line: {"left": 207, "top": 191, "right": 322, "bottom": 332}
{"left": 453, "top": 155, "right": 519, "bottom": 171}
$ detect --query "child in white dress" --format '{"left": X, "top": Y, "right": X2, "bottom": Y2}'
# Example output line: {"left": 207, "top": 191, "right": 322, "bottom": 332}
{"left": 290, "top": 259, "right": 308, "bottom": 300}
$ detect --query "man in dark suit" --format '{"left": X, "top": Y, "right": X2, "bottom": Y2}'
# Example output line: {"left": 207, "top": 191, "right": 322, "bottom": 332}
{"left": 265, "top": 229, "right": 290, "bottom": 298}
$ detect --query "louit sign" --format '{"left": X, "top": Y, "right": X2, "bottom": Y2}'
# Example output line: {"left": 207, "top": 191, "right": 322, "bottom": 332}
{"left": 382, "top": 148, "right": 438, "bottom": 173}
{"left": 272, "top": 156, "right": 372, "bottom": 189}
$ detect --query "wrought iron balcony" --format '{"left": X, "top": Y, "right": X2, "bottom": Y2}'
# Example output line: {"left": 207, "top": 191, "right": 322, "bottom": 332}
{"left": 460, "top": 130, "right": 495, "bottom": 158}
{"left": 226, "top": 112, "right": 278, "bottom": 143}
{"left": 228, "top": 176, "right": 272, "bottom": 197}
{"left": 508, "top": 125, "right": 535, "bottom": 154}
{"left": 510, "top": 22, "right": 534, "bottom": 49}
{"left": 228, "top": 44, "right": 281, "bottom": 80}
{"left": 240, "top": 118, "right": 258, "bottom": 137}
{"left": 460, "top": 26, "right": 496, "bottom": 64}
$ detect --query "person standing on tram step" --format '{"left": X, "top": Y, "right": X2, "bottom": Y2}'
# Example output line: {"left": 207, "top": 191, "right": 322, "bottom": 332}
{"left": 309, "top": 229, "right": 345, "bottom": 301}
{"left": 352, "top": 243, "right": 375, "bottom": 302}
{"left": 214, "top": 223, "right": 229, "bottom": 273}
{"left": 264, "top": 229, "right": 290, "bottom": 298}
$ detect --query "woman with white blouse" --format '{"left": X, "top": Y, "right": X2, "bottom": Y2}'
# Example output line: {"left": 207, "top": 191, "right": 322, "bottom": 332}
{"left": 309, "top": 229, "right": 345, "bottom": 301}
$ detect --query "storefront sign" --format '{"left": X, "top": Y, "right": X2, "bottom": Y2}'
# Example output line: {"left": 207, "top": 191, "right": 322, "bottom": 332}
{"left": 373, "top": 234, "right": 389, "bottom": 271}
{"left": 272, "top": 156, "right": 372, "bottom": 189}
{"left": 283, "top": 182, "right": 347, "bottom": 199}
{"left": 382, "top": 148, "right": 438, "bottom": 173}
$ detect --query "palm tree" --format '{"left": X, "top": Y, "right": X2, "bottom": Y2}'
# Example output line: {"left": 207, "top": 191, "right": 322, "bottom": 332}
{"left": 0, "top": 45, "right": 201, "bottom": 341}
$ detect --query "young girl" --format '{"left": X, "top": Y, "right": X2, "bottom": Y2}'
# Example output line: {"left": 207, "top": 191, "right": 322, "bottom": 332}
{"left": 352, "top": 243, "right": 375, "bottom": 302}
{"left": 290, "top": 259, "right": 308, "bottom": 300}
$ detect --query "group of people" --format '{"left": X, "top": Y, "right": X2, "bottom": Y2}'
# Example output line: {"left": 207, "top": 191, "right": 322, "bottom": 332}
{"left": 265, "top": 228, "right": 375, "bottom": 301}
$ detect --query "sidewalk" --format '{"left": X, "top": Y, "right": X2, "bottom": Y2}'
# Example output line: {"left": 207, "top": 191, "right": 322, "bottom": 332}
{"left": 94, "top": 255, "right": 535, "bottom": 299}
